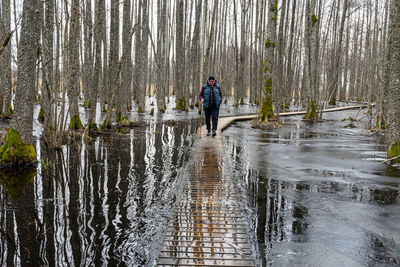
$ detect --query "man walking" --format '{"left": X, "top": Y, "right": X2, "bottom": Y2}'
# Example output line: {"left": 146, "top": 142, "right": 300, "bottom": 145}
{"left": 199, "top": 76, "right": 222, "bottom": 137}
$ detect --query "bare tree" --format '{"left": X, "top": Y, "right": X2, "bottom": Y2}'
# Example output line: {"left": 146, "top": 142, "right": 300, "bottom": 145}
{"left": 303, "top": 0, "right": 319, "bottom": 119}
{"left": 0, "top": 0, "right": 12, "bottom": 116}
{"left": 258, "top": 0, "right": 277, "bottom": 122}
{"left": 9, "top": 0, "right": 40, "bottom": 146}
{"left": 386, "top": 0, "right": 400, "bottom": 161}
{"left": 41, "top": 0, "right": 55, "bottom": 133}
{"left": 87, "top": 0, "right": 103, "bottom": 129}
{"left": 119, "top": 0, "right": 133, "bottom": 122}
{"left": 68, "top": 0, "right": 83, "bottom": 129}
{"left": 155, "top": 0, "right": 168, "bottom": 112}
{"left": 175, "top": 0, "right": 186, "bottom": 110}
{"left": 329, "top": 0, "right": 348, "bottom": 105}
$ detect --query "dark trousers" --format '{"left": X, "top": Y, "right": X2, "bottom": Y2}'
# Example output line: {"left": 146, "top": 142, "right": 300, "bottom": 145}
{"left": 204, "top": 106, "right": 220, "bottom": 132}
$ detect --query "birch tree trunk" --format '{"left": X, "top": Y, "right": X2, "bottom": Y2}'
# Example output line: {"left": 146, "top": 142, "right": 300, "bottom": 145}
{"left": 10, "top": 0, "right": 40, "bottom": 144}
{"left": 386, "top": 0, "right": 400, "bottom": 161}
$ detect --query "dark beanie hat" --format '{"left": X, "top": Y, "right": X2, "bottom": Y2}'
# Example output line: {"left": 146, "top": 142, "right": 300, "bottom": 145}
{"left": 208, "top": 75, "right": 216, "bottom": 81}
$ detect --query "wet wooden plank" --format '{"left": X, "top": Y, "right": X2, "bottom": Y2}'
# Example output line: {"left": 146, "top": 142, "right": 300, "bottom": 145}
{"left": 157, "top": 125, "right": 254, "bottom": 266}
{"left": 157, "top": 258, "right": 254, "bottom": 266}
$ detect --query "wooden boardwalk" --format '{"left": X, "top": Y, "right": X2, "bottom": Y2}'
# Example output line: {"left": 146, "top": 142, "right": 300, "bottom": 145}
{"left": 156, "top": 118, "right": 254, "bottom": 266}
{"left": 157, "top": 104, "right": 369, "bottom": 266}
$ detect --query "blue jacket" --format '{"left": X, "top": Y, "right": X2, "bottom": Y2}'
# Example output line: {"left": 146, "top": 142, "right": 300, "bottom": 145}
{"left": 199, "top": 82, "right": 222, "bottom": 108}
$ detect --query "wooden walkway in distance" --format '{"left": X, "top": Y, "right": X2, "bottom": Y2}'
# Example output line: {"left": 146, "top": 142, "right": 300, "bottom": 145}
{"left": 156, "top": 119, "right": 254, "bottom": 266}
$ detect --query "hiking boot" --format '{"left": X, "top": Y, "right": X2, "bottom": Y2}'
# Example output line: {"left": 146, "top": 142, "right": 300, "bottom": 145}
{"left": 207, "top": 130, "right": 211, "bottom": 136}
{"left": 212, "top": 131, "right": 216, "bottom": 137}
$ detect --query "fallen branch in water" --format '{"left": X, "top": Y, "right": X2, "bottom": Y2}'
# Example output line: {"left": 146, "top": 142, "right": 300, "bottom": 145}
{"left": 382, "top": 156, "right": 400, "bottom": 163}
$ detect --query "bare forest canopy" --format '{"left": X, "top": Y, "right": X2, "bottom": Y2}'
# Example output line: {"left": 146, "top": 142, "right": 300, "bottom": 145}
{"left": 0, "top": 0, "right": 399, "bottom": 153}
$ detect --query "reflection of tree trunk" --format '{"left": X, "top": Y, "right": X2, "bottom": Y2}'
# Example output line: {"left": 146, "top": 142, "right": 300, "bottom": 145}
{"left": 256, "top": 175, "right": 267, "bottom": 267}
{"left": 68, "top": 145, "right": 82, "bottom": 266}
{"left": 14, "top": 182, "right": 40, "bottom": 265}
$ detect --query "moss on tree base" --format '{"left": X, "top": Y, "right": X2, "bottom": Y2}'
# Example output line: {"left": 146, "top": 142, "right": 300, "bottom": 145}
{"left": 116, "top": 112, "right": 122, "bottom": 122}
{"left": 389, "top": 142, "right": 400, "bottom": 163}
{"left": 120, "top": 117, "right": 131, "bottom": 127}
{"left": 69, "top": 115, "right": 83, "bottom": 130}
{"left": 328, "top": 97, "right": 336, "bottom": 105}
{"left": 258, "top": 96, "right": 274, "bottom": 122}
{"left": 0, "top": 128, "right": 37, "bottom": 167}
{"left": 86, "top": 123, "right": 98, "bottom": 131}
{"left": 101, "top": 119, "right": 112, "bottom": 129}
{"left": 176, "top": 98, "right": 186, "bottom": 110}
{"left": 303, "top": 100, "right": 319, "bottom": 120}
{"left": 38, "top": 108, "right": 44, "bottom": 122}
{"left": 8, "top": 103, "right": 13, "bottom": 114}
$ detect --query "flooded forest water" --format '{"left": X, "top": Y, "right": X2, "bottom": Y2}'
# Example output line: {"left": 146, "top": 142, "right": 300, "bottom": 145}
{"left": 1, "top": 100, "right": 400, "bottom": 266}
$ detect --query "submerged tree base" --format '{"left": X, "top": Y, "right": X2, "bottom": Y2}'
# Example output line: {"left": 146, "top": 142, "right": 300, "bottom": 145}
{"left": 303, "top": 100, "right": 319, "bottom": 120}
{"left": 328, "top": 98, "right": 337, "bottom": 105}
{"left": 69, "top": 115, "right": 84, "bottom": 130}
{"left": 120, "top": 117, "right": 131, "bottom": 127}
{"left": 176, "top": 98, "right": 187, "bottom": 111}
{"left": 0, "top": 128, "right": 37, "bottom": 167}
{"left": 101, "top": 119, "right": 112, "bottom": 130}
{"left": 252, "top": 118, "right": 282, "bottom": 130}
